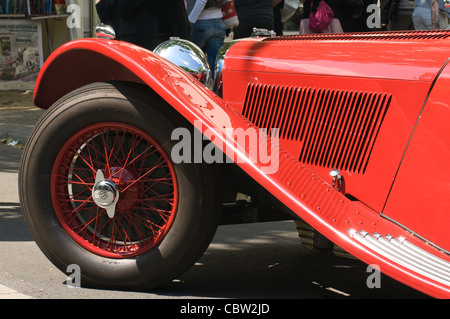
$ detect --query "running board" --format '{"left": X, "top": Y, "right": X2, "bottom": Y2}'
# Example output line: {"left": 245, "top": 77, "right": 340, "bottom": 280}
{"left": 349, "top": 229, "right": 450, "bottom": 287}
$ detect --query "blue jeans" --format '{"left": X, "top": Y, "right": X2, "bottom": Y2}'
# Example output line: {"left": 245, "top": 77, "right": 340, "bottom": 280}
{"left": 191, "top": 18, "right": 226, "bottom": 75}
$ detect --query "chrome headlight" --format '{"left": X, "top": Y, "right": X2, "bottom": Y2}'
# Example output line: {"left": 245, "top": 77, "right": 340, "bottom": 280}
{"left": 154, "top": 38, "right": 211, "bottom": 86}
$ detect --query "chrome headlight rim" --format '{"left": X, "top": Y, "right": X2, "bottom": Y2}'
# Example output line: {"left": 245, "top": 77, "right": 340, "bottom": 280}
{"left": 154, "top": 38, "right": 211, "bottom": 87}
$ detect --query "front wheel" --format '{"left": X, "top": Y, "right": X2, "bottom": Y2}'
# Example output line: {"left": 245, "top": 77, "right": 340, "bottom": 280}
{"left": 19, "top": 82, "right": 221, "bottom": 290}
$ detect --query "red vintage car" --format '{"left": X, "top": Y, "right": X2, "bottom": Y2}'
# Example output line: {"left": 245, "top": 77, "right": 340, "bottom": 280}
{"left": 19, "top": 27, "right": 450, "bottom": 298}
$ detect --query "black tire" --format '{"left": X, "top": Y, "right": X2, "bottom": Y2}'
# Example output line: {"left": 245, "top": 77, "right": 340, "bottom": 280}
{"left": 19, "top": 82, "right": 221, "bottom": 290}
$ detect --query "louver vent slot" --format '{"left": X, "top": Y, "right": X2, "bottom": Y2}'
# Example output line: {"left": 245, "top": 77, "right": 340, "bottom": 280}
{"left": 242, "top": 84, "right": 391, "bottom": 174}
{"left": 264, "top": 30, "right": 450, "bottom": 41}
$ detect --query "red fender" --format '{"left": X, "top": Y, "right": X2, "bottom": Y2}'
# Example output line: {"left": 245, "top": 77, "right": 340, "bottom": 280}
{"left": 34, "top": 39, "right": 450, "bottom": 298}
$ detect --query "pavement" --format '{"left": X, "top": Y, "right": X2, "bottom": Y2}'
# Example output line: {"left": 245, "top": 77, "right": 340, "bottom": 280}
{"left": 0, "top": 284, "right": 32, "bottom": 299}
{"left": 0, "top": 90, "right": 40, "bottom": 299}
{"left": 0, "top": 90, "right": 44, "bottom": 147}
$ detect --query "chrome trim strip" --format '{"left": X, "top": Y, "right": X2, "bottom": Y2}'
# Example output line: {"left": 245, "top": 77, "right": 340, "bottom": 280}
{"left": 380, "top": 214, "right": 450, "bottom": 255}
{"left": 349, "top": 229, "right": 450, "bottom": 287}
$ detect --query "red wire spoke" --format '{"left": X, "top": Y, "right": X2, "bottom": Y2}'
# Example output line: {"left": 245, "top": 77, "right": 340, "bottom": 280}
{"left": 52, "top": 123, "right": 178, "bottom": 258}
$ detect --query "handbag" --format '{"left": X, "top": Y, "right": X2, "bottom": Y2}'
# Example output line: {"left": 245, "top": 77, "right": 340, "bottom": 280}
{"left": 308, "top": 0, "right": 334, "bottom": 33}
{"left": 222, "top": 0, "right": 239, "bottom": 28}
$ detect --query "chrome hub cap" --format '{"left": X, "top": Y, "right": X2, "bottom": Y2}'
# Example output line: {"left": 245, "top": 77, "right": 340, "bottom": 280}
{"left": 92, "top": 170, "right": 119, "bottom": 219}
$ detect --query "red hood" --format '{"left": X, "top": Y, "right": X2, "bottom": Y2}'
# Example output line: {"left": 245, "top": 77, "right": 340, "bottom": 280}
{"left": 224, "top": 30, "right": 450, "bottom": 82}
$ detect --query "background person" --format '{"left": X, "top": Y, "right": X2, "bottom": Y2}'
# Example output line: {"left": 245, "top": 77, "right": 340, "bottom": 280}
{"left": 382, "top": 0, "right": 416, "bottom": 30}
{"left": 300, "top": 0, "right": 344, "bottom": 33}
{"left": 233, "top": 0, "right": 275, "bottom": 38}
{"left": 96, "top": 0, "right": 121, "bottom": 34}
{"left": 112, "top": 0, "right": 191, "bottom": 51}
{"left": 273, "top": 0, "right": 285, "bottom": 35}
{"left": 412, "top": 0, "right": 449, "bottom": 29}
{"left": 187, "top": 0, "right": 226, "bottom": 73}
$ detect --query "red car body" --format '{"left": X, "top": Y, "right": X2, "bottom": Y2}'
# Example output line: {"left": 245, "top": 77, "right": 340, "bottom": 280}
{"left": 30, "top": 30, "right": 450, "bottom": 298}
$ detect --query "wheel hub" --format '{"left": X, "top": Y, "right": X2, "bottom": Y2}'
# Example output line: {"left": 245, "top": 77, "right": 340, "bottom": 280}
{"left": 92, "top": 170, "right": 119, "bottom": 219}
{"left": 109, "top": 167, "right": 141, "bottom": 211}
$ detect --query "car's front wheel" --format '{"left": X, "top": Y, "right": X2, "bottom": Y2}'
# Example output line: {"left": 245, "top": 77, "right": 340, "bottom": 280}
{"left": 19, "top": 82, "right": 221, "bottom": 290}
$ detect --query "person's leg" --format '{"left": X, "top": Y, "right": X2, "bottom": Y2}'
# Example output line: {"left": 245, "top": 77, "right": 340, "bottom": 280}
{"left": 204, "top": 18, "right": 226, "bottom": 73}
{"left": 412, "top": 7, "right": 431, "bottom": 30}
{"left": 192, "top": 19, "right": 212, "bottom": 50}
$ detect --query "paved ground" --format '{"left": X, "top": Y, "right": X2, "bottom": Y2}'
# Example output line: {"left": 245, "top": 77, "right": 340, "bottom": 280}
{"left": 0, "top": 90, "right": 44, "bottom": 145}
{"left": 0, "top": 284, "right": 32, "bottom": 299}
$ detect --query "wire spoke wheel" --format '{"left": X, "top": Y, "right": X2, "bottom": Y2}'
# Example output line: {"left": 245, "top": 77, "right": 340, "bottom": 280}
{"left": 51, "top": 122, "right": 178, "bottom": 258}
{"left": 20, "top": 82, "right": 220, "bottom": 289}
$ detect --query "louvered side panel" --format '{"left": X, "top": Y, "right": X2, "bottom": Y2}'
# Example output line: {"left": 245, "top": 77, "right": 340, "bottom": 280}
{"left": 242, "top": 84, "right": 391, "bottom": 174}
